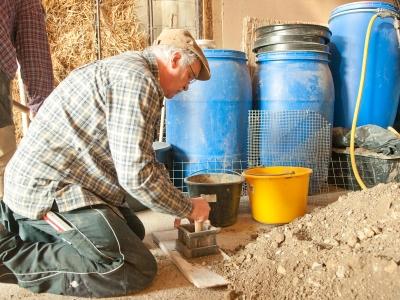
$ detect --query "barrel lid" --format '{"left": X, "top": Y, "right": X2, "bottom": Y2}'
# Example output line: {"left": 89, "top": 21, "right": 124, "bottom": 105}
{"left": 330, "top": 1, "right": 399, "bottom": 19}
{"left": 255, "top": 35, "right": 327, "bottom": 47}
{"left": 253, "top": 36, "right": 329, "bottom": 53}
{"left": 256, "top": 50, "right": 330, "bottom": 62}
{"left": 255, "top": 24, "right": 331, "bottom": 40}
{"left": 203, "top": 49, "right": 247, "bottom": 60}
{"left": 255, "top": 43, "right": 330, "bottom": 54}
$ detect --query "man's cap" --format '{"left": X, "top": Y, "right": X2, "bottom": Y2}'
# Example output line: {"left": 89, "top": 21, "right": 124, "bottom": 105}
{"left": 154, "top": 29, "right": 211, "bottom": 81}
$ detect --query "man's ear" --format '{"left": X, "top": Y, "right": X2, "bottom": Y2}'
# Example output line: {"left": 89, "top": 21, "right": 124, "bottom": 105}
{"left": 170, "top": 51, "right": 182, "bottom": 69}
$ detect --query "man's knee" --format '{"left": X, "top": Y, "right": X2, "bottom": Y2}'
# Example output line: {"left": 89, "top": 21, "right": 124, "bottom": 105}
{"left": 118, "top": 206, "right": 146, "bottom": 240}
{"left": 126, "top": 249, "right": 158, "bottom": 291}
{"left": 143, "top": 251, "right": 158, "bottom": 280}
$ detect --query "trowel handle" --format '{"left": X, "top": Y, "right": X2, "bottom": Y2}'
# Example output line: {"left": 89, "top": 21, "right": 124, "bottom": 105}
{"left": 194, "top": 220, "right": 203, "bottom": 232}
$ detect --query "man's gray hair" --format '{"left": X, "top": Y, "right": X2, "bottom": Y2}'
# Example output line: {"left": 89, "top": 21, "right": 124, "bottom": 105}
{"left": 150, "top": 44, "right": 197, "bottom": 66}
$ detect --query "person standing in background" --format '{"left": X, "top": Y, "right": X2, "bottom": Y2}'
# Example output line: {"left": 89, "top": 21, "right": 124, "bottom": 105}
{"left": 0, "top": 28, "right": 211, "bottom": 297}
{"left": 0, "top": 0, "right": 54, "bottom": 197}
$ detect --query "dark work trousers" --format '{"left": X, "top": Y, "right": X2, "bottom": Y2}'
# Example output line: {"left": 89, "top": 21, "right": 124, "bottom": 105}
{"left": 0, "top": 70, "right": 12, "bottom": 128}
{"left": 0, "top": 201, "right": 157, "bottom": 297}
{"left": 0, "top": 70, "right": 16, "bottom": 198}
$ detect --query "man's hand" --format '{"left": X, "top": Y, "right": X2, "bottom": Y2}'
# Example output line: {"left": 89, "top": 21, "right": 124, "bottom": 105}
{"left": 188, "top": 196, "right": 210, "bottom": 222}
{"left": 173, "top": 197, "right": 210, "bottom": 228}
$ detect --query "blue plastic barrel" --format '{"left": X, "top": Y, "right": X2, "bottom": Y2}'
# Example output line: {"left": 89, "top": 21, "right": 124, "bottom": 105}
{"left": 253, "top": 51, "right": 334, "bottom": 173}
{"left": 166, "top": 49, "right": 252, "bottom": 187}
{"left": 254, "top": 51, "right": 334, "bottom": 123}
{"left": 329, "top": 1, "right": 400, "bottom": 128}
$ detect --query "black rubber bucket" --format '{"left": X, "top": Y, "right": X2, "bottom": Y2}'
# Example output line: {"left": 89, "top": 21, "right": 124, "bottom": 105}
{"left": 153, "top": 141, "right": 172, "bottom": 171}
{"left": 184, "top": 172, "right": 244, "bottom": 227}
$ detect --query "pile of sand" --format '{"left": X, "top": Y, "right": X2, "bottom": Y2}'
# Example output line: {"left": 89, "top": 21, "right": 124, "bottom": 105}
{"left": 217, "top": 182, "right": 400, "bottom": 299}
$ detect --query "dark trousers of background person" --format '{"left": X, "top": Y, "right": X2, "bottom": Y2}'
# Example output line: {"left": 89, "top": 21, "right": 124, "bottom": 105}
{"left": 0, "top": 201, "right": 157, "bottom": 297}
{"left": 0, "top": 70, "right": 16, "bottom": 198}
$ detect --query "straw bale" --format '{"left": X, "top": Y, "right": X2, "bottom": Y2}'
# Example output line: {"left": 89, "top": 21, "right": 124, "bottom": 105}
{"left": 43, "top": 0, "right": 96, "bottom": 84}
{"left": 100, "top": 0, "right": 147, "bottom": 58}
{"left": 41, "top": 0, "right": 146, "bottom": 84}
{"left": 11, "top": 80, "right": 23, "bottom": 142}
{"left": 13, "top": 0, "right": 147, "bottom": 142}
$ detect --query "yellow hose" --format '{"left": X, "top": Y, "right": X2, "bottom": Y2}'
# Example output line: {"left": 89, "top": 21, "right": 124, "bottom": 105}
{"left": 349, "top": 12, "right": 399, "bottom": 190}
{"left": 387, "top": 126, "right": 400, "bottom": 138}
{"left": 349, "top": 14, "right": 378, "bottom": 190}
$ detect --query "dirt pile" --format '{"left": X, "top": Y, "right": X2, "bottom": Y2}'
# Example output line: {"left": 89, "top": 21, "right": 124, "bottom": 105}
{"left": 218, "top": 183, "right": 400, "bottom": 299}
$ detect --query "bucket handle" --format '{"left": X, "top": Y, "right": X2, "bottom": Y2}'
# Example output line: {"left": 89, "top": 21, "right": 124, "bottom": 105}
{"left": 188, "top": 169, "right": 243, "bottom": 177}
{"left": 250, "top": 170, "right": 296, "bottom": 177}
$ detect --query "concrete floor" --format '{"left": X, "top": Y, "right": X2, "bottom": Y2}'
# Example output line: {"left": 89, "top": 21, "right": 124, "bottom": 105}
{"left": 0, "top": 192, "right": 344, "bottom": 299}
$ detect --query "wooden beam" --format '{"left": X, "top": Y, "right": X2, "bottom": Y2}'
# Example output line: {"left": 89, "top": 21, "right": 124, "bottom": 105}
{"left": 13, "top": 100, "right": 29, "bottom": 115}
{"left": 16, "top": 64, "right": 30, "bottom": 134}
{"left": 202, "top": 0, "right": 213, "bottom": 39}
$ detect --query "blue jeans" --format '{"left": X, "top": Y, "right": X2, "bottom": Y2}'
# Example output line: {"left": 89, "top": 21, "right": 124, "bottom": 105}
{"left": 0, "top": 202, "right": 157, "bottom": 297}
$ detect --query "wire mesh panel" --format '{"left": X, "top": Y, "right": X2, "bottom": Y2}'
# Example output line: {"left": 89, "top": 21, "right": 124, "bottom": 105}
{"left": 167, "top": 156, "right": 400, "bottom": 195}
{"left": 248, "top": 110, "right": 332, "bottom": 194}
{"left": 329, "top": 148, "right": 400, "bottom": 190}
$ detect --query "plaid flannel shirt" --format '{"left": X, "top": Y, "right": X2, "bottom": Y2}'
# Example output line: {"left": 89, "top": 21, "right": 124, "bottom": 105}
{"left": 4, "top": 50, "right": 192, "bottom": 219}
{"left": 0, "top": 0, "right": 53, "bottom": 112}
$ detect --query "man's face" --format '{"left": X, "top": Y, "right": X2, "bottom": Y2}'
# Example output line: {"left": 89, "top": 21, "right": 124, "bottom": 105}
{"left": 159, "top": 52, "right": 201, "bottom": 99}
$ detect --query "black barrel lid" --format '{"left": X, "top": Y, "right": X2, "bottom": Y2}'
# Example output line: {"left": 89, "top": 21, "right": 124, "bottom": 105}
{"left": 254, "top": 43, "right": 330, "bottom": 53}
{"left": 253, "top": 35, "right": 328, "bottom": 52}
{"left": 255, "top": 24, "right": 331, "bottom": 41}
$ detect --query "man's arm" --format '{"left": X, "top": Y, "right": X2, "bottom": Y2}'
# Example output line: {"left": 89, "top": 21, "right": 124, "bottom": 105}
{"left": 16, "top": 0, "right": 54, "bottom": 113}
{"left": 106, "top": 73, "right": 193, "bottom": 218}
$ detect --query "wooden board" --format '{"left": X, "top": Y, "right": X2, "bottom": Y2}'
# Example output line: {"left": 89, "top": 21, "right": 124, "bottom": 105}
{"left": 152, "top": 229, "right": 178, "bottom": 247}
{"left": 202, "top": 0, "right": 213, "bottom": 40}
{"left": 152, "top": 229, "right": 229, "bottom": 289}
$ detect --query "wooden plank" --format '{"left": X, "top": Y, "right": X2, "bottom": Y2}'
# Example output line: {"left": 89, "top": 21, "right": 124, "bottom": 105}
{"left": 12, "top": 100, "right": 29, "bottom": 114}
{"left": 202, "top": 0, "right": 213, "bottom": 39}
{"left": 152, "top": 229, "right": 229, "bottom": 289}
{"left": 152, "top": 229, "right": 178, "bottom": 247}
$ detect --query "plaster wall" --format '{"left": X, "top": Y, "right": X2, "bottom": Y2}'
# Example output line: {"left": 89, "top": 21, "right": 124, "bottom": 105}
{"left": 212, "top": 0, "right": 395, "bottom": 50}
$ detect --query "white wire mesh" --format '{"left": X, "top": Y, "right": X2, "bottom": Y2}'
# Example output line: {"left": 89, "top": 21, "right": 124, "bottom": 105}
{"left": 329, "top": 149, "right": 400, "bottom": 190}
{"left": 167, "top": 155, "right": 400, "bottom": 195}
{"left": 247, "top": 110, "right": 332, "bottom": 194}
{"left": 160, "top": 111, "right": 400, "bottom": 195}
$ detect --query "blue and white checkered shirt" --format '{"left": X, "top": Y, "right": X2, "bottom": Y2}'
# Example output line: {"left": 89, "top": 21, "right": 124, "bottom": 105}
{"left": 4, "top": 50, "right": 192, "bottom": 220}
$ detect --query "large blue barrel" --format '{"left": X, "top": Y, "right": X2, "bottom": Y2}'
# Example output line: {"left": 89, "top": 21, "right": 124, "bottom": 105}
{"left": 166, "top": 49, "right": 252, "bottom": 186}
{"left": 253, "top": 50, "right": 334, "bottom": 191}
{"left": 254, "top": 51, "right": 334, "bottom": 123}
{"left": 329, "top": 1, "right": 400, "bottom": 128}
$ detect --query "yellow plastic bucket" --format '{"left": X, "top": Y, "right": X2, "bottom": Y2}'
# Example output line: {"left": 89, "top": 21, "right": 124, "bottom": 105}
{"left": 242, "top": 166, "right": 312, "bottom": 224}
